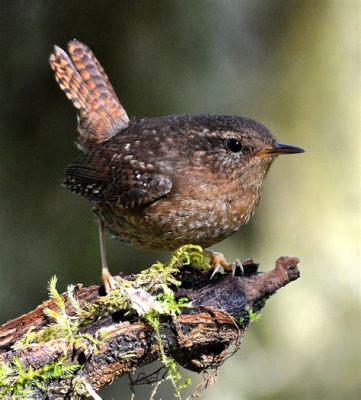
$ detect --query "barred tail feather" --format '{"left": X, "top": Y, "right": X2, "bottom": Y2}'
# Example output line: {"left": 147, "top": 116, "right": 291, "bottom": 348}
{"left": 49, "top": 40, "right": 129, "bottom": 151}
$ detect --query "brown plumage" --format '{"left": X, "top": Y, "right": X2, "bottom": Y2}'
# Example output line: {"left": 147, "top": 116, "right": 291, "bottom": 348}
{"left": 50, "top": 41, "right": 304, "bottom": 290}
{"left": 64, "top": 114, "right": 279, "bottom": 250}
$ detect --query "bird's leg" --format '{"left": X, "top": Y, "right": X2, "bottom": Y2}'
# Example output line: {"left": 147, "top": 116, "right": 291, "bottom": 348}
{"left": 204, "top": 249, "right": 244, "bottom": 278}
{"left": 97, "top": 217, "right": 116, "bottom": 291}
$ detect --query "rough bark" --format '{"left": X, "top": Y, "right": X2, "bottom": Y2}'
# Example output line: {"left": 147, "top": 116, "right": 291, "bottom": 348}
{"left": 0, "top": 256, "right": 300, "bottom": 399}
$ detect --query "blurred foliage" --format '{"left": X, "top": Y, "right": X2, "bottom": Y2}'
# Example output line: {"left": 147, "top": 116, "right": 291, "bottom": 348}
{"left": 0, "top": 0, "right": 359, "bottom": 399}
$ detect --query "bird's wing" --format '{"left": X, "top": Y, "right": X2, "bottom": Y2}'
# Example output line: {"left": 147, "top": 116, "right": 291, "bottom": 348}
{"left": 49, "top": 40, "right": 129, "bottom": 151}
{"left": 63, "top": 141, "right": 173, "bottom": 208}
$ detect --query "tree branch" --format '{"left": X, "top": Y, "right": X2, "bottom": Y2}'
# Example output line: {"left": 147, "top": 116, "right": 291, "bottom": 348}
{"left": 0, "top": 256, "right": 300, "bottom": 399}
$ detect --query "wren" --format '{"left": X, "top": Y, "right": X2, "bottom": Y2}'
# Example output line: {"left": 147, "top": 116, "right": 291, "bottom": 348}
{"left": 49, "top": 40, "right": 304, "bottom": 290}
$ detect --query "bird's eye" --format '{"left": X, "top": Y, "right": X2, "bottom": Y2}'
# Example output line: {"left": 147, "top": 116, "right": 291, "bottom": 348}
{"left": 225, "top": 138, "right": 243, "bottom": 153}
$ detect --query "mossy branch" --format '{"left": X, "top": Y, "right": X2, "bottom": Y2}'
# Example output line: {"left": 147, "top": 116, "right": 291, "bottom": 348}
{"left": 0, "top": 246, "right": 300, "bottom": 399}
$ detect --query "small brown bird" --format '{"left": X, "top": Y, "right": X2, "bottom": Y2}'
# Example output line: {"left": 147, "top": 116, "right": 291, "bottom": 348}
{"left": 49, "top": 40, "right": 304, "bottom": 290}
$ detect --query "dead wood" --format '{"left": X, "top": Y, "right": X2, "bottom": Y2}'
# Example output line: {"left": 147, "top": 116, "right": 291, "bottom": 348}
{"left": 0, "top": 256, "right": 300, "bottom": 399}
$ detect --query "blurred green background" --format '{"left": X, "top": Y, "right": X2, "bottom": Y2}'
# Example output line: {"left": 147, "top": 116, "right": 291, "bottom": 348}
{"left": 0, "top": 1, "right": 359, "bottom": 399}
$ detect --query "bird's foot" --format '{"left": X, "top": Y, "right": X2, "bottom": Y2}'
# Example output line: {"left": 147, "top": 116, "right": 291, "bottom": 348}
{"left": 205, "top": 250, "right": 244, "bottom": 279}
{"left": 101, "top": 267, "right": 117, "bottom": 292}
{"left": 98, "top": 217, "right": 117, "bottom": 292}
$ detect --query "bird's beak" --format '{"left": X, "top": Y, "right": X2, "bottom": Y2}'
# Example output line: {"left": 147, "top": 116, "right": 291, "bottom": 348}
{"left": 259, "top": 142, "right": 304, "bottom": 157}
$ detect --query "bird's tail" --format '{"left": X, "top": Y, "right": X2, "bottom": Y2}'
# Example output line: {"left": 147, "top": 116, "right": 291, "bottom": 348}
{"left": 49, "top": 40, "right": 129, "bottom": 151}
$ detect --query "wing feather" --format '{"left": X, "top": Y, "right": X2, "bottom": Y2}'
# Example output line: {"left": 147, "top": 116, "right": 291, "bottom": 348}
{"left": 63, "top": 138, "right": 172, "bottom": 206}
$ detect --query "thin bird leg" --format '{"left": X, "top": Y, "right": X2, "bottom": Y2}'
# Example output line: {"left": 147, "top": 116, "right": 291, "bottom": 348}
{"left": 204, "top": 249, "right": 244, "bottom": 278}
{"left": 97, "top": 217, "right": 116, "bottom": 291}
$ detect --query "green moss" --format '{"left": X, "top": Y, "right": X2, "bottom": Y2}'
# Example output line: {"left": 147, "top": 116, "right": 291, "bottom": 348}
{"left": 80, "top": 284, "right": 131, "bottom": 323}
{"left": 14, "top": 276, "right": 99, "bottom": 351}
{"left": 2, "top": 245, "right": 210, "bottom": 398}
{"left": 136, "top": 244, "right": 209, "bottom": 292}
{"left": 143, "top": 290, "right": 192, "bottom": 400}
{"left": 0, "top": 356, "right": 80, "bottom": 399}
{"left": 246, "top": 305, "right": 262, "bottom": 322}
{"left": 239, "top": 305, "right": 262, "bottom": 326}
{"left": 81, "top": 244, "right": 209, "bottom": 323}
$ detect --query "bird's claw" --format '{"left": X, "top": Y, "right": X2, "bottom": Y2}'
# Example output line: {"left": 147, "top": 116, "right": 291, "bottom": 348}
{"left": 231, "top": 258, "right": 244, "bottom": 276}
{"left": 210, "top": 264, "right": 222, "bottom": 279}
{"left": 102, "top": 267, "right": 117, "bottom": 292}
{"left": 206, "top": 250, "right": 244, "bottom": 279}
